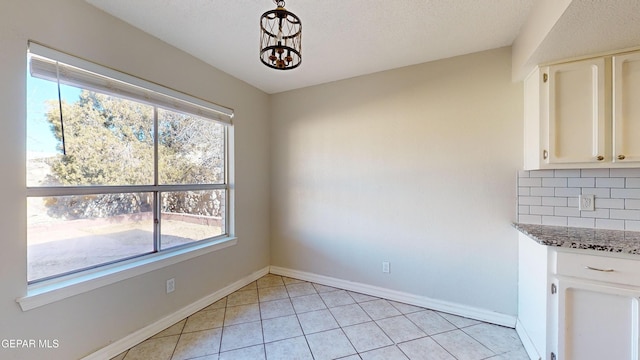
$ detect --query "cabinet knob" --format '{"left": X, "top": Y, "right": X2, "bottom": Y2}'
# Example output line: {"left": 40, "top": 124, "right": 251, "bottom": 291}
{"left": 543, "top": 150, "right": 548, "bottom": 160}
{"left": 596, "top": 155, "right": 604, "bottom": 161}
{"left": 618, "top": 154, "right": 626, "bottom": 160}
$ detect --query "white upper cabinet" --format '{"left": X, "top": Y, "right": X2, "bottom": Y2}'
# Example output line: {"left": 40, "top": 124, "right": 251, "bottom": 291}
{"left": 547, "top": 58, "right": 607, "bottom": 165}
{"left": 613, "top": 51, "right": 640, "bottom": 164}
{"left": 524, "top": 49, "right": 640, "bottom": 169}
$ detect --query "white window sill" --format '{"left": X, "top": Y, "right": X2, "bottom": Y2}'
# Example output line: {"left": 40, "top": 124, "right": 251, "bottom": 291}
{"left": 16, "top": 236, "right": 238, "bottom": 311}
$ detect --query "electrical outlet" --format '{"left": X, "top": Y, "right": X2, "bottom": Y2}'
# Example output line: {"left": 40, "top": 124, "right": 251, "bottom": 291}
{"left": 382, "top": 261, "right": 390, "bottom": 273}
{"left": 166, "top": 278, "right": 175, "bottom": 293}
{"left": 579, "top": 194, "right": 595, "bottom": 211}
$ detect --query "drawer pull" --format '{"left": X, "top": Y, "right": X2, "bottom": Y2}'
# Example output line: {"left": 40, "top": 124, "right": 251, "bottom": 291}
{"left": 585, "top": 266, "right": 615, "bottom": 272}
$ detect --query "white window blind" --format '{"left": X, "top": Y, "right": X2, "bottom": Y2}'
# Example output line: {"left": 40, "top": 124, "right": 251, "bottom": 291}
{"left": 28, "top": 42, "right": 234, "bottom": 125}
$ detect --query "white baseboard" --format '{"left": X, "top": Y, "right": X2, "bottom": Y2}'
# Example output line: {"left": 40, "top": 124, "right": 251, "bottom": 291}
{"left": 270, "top": 266, "right": 517, "bottom": 328}
{"left": 82, "top": 266, "right": 269, "bottom": 360}
{"left": 516, "top": 318, "right": 541, "bottom": 360}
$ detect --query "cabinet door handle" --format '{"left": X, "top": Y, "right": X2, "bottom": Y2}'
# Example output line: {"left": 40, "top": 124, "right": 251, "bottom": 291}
{"left": 543, "top": 150, "right": 548, "bottom": 160}
{"left": 618, "top": 154, "right": 626, "bottom": 160}
{"left": 585, "top": 266, "right": 615, "bottom": 272}
{"left": 596, "top": 155, "right": 604, "bottom": 161}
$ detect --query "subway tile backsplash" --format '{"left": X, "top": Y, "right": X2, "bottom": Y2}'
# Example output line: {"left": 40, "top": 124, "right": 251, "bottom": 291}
{"left": 518, "top": 169, "right": 640, "bottom": 231}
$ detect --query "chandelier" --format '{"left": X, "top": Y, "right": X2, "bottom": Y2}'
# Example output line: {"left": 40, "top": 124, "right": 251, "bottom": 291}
{"left": 260, "top": 0, "right": 302, "bottom": 70}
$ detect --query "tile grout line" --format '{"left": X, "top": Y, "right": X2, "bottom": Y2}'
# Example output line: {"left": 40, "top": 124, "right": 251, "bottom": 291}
{"left": 169, "top": 319, "right": 187, "bottom": 360}
{"left": 459, "top": 326, "right": 499, "bottom": 358}
{"left": 299, "top": 282, "right": 335, "bottom": 360}
{"left": 257, "top": 283, "right": 268, "bottom": 360}
{"left": 214, "top": 297, "right": 227, "bottom": 359}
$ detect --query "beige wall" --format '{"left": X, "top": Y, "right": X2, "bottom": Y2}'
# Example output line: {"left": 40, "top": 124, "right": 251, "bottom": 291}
{"left": 0, "top": 1, "right": 270, "bottom": 359}
{"left": 270, "top": 47, "right": 523, "bottom": 316}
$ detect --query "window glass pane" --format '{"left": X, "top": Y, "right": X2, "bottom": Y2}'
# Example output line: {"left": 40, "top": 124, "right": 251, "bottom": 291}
{"left": 26, "top": 48, "right": 232, "bottom": 283}
{"left": 27, "top": 74, "right": 64, "bottom": 161}
{"left": 160, "top": 190, "right": 226, "bottom": 250}
{"left": 27, "top": 73, "right": 154, "bottom": 187}
{"left": 27, "top": 193, "right": 154, "bottom": 282}
{"left": 158, "top": 108, "right": 225, "bottom": 185}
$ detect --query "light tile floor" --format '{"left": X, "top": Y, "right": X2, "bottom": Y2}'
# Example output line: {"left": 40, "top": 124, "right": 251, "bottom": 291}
{"left": 111, "top": 274, "right": 529, "bottom": 360}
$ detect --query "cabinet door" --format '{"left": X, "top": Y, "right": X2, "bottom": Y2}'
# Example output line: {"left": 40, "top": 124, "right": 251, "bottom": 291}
{"left": 547, "top": 58, "right": 607, "bottom": 164}
{"left": 557, "top": 279, "right": 640, "bottom": 360}
{"left": 613, "top": 51, "right": 640, "bottom": 163}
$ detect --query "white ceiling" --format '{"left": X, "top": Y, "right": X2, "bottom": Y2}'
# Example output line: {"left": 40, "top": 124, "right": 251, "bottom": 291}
{"left": 85, "top": 0, "right": 534, "bottom": 94}
{"left": 527, "top": 0, "right": 640, "bottom": 68}
{"left": 84, "top": 0, "right": 640, "bottom": 94}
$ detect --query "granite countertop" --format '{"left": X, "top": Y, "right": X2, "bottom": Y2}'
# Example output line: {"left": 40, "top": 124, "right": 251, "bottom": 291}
{"left": 513, "top": 223, "right": 640, "bottom": 255}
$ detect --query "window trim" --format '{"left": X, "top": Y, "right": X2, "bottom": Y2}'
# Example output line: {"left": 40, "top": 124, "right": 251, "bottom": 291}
{"left": 17, "top": 236, "right": 238, "bottom": 311}
{"left": 22, "top": 42, "right": 236, "bottom": 305}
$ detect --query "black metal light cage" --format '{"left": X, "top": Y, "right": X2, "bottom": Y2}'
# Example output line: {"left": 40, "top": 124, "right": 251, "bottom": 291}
{"left": 260, "top": 0, "right": 302, "bottom": 70}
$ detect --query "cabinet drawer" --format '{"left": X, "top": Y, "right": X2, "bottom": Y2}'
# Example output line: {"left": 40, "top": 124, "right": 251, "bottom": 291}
{"left": 555, "top": 251, "right": 640, "bottom": 287}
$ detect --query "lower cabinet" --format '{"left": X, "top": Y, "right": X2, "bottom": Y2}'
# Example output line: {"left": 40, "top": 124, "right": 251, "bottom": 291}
{"left": 557, "top": 279, "right": 640, "bottom": 360}
{"left": 517, "top": 233, "right": 640, "bottom": 360}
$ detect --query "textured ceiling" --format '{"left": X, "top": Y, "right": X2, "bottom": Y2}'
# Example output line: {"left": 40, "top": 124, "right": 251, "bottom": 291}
{"left": 85, "top": 0, "right": 533, "bottom": 94}
{"left": 528, "top": 0, "right": 640, "bottom": 67}
{"left": 83, "top": 1, "right": 640, "bottom": 93}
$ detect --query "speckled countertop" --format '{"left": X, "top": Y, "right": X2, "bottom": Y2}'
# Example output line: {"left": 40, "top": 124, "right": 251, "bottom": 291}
{"left": 513, "top": 223, "right": 640, "bottom": 255}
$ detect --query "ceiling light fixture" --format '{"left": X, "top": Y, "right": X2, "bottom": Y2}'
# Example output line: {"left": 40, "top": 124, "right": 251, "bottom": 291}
{"left": 260, "top": 0, "right": 302, "bottom": 70}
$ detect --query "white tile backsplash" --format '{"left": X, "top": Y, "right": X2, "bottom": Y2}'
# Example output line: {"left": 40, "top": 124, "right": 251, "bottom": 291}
{"left": 530, "top": 187, "right": 555, "bottom": 196}
{"left": 554, "top": 206, "right": 580, "bottom": 217}
{"left": 568, "top": 217, "right": 595, "bottom": 228}
{"left": 595, "top": 198, "right": 625, "bottom": 209}
{"left": 518, "top": 178, "right": 541, "bottom": 187}
{"left": 542, "top": 178, "right": 567, "bottom": 187}
{"left": 542, "top": 197, "right": 567, "bottom": 207}
{"left": 625, "top": 220, "right": 640, "bottom": 231}
{"left": 596, "top": 178, "right": 625, "bottom": 188}
{"left": 581, "top": 169, "right": 610, "bottom": 177}
{"left": 626, "top": 199, "right": 640, "bottom": 209}
{"left": 610, "top": 168, "right": 640, "bottom": 177}
{"left": 627, "top": 178, "right": 640, "bottom": 188}
{"left": 519, "top": 196, "right": 542, "bottom": 206}
{"left": 595, "top": 219, "right": 625, "bottom": 230}
{"left": 581, "top": 188, "right": 611, "bottom": 197}
{"left": 580, "top": 209, "right": 610, "bottom": 219}
{"left": 568, "top": 177, "right": 595, "bottom": 187}
{"left": 612, "top": 188, "right": 640, "bottom": 199}
{"left": 529, "top": 170, "right": 554, "bottom": 178}
{"left": 530, "top": 206, "right": 554, "bottom": 216}
{"left": 519, "top": 214, "right": 542, "bottom": 224}
{"left": 518, "top": 169, "right": 640, "bottom": 231}
{"left": 555, "top": 187, "right": 580, "bottom": 197}
{"left": 554, "top": 169, "right": 581, "bottom": 177}
{"left": 542, "top": 216, "right": 568, "bottom": 226}
{"left": 610, "top": 209, "right": 640, "bottom": 221}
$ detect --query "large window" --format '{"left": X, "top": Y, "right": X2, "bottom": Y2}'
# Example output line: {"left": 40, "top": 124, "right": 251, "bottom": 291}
{"left": 26, "top": 43, "right": 234, "bottom": 283}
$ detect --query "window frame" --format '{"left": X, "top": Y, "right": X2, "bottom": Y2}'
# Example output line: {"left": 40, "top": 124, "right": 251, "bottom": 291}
{"left": 23, "top": 42, "right": 236, "bottom": 300}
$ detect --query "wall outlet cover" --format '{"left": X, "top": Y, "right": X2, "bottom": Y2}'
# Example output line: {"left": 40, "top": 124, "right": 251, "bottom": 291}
{"left": 579, "top": 194, "right": 595, "bottom": 211}
{"left": 166, "top": 278, "right": 175, "bottom": 293}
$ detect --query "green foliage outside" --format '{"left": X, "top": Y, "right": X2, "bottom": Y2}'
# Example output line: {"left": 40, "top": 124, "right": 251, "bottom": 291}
{"left": 43, "top": 90, "right": 225, "bottom": 220}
